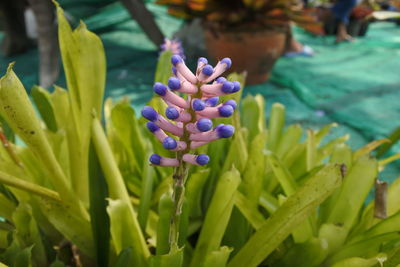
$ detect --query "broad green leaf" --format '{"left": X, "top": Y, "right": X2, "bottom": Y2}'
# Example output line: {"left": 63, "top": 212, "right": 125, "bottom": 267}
{"left": 138, "top": 146, "right": 155, "bottom": 232}
{"left": 315, "top": 123, "right": 337, "bottom": 145}
{"left": 30, "top": 86, "right": 57, "bottom": 132}
{"left": 331, "top": 256, "right": 383, "bottom": 267}
{"left": 92, "top": 118, "right": 149, "bottom": 262}
{"left": 190, "top": 168, "right": 241, "bottom": 267}
{"left": 325, "top": 155, "right": 378, "bottom": 233}
{"left": 318, "top": 224, "right": 347, "bottom": 255}
{"left": 353, "top": 139, "right": 390, "bottom": 160}
{"left": 154, "top": 51, "right": 173, "bottom": 84}
{"left": 151, "top": 247, "right": 183, "bottom": 267}
{"left": 276, "top": 124, "right": 302, "bottom": 159}
{"left": 228, "top": 164, "right": 342, "bottom": 267}
{"left": 241, "top": 95, "right": 262, "bottom": 141}
{"left": 0, "top": 194, "right": 16, "bottom": 221}
{"left": 13, "top": 245, "right": 33, "bottom": 267}
{"left": 327, "top": 233, "right": 398, "bottom": 264}
{"left": 49, "top": 259, "right": 66, "bottom": 267}
{"left": 12, "top": 203, "right": 47, "bottom": 266}
{"left": 384, "top": 247, "right": 400, "bottom": 267}
{"left": 39, "top": 198, "right": 94, "bottom": 258}
{"left": 274, "top": 237, "right": 329, "bottom": 267}
{"left": 203, "top": 246, "right": 233, "bottom": 267}
{"left": 377, "top": 126, "right": 400, "bottom": 157}
{"left": 186, "top": 169, "right": 209, "bottom": 218}
{"left": 235, "top": 191, "right": 265, "bottom": 230}
{"left": 221, "top": 128, "right": 248, "bottom": 173}
{"left": 114, "top": 247, "right": 133, "bottom": 267}
{"left": 355, "top": 210, "right": 400, "bottom": 242}
{"left": 306, "top": 129, "right": 317, "bottom": 171}
{"left": 156, "top": 193, "right": 173, "bottom": 255}
{"left": 266, "top": 152, "right": 313, "bottom": 243}
{"left": 240, "top": 131, "right": 267, "bottom": 206}
{"left": 267, "top": 103, "right": 285, "bottom": 153}
{"left": 0, "top": 65, "right": 78, "bottom": 209}
{"left": 88, "top": 141, "right": 110, "bottom": 267}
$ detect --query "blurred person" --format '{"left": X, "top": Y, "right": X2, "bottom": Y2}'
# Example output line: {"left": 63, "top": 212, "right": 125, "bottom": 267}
{"left": 331, "top": 0, "right": 358, "bottom": 42}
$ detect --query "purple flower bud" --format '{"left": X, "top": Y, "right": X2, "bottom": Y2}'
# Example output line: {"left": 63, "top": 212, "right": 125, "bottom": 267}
{"left": 168, "top": 77, "right": 181, "bottom": 90}
{"left": 171, "top": 55, "right": 183, "bottom": 66}
{"left": 146, "top": 122, "right": 160, "bottom": 132}
{"left": 221, "top": 58, "right": 232, "bottom": 69}
{"left": 193, "top": 99, "right": 206, "bottom": 111}
{"left": 205, "top": 97, "right": 219, "bottom": 107}
{"left": 197, "top": 118, "right": 213, "bottom": 132}
{"left": 162, "top": 137, "right": 178, "bottom": 150}
{"left": 232, "top": 81, "right": 241, "bottom": 93}
{"left": 172, "top": 67, "right": 177, "bottom": 76}
{"left": 202, "top": 64, "right": 214, "bottom": 76}
{"left": 165, "top": 107, "right": 180, "bottom": 120}
{"left": 218, "top": 105, "right": 234, "bottom": 117}
{"left": 150, "top": 154, "right": 162, "bottom": 165}
{"left": 223, "top": 100, "right": 237, "bottom": 110}
{"left": 216, "top": 77, "right": 226, "bottom": 84}
{"left": 198, "top": 57, "right": 208, "bottom": 65}
{"left": 221, "top": 81, "right": 234, "bottom": 94}
{"left": 217, "top": 125, "right": 235, "bottom": 138}
{"left": 142, "top": 106, "right": 158, "bottom": 122}
{"left": 196, "top": 154, "right": 210, "bottom": 165}
{"left": 153, "top": 82, "right": 167, "bottom": 96}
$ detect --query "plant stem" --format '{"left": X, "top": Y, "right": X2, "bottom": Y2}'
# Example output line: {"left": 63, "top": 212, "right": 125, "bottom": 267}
{"left": 169, "top": 88, "right": 202, "bottom": 250}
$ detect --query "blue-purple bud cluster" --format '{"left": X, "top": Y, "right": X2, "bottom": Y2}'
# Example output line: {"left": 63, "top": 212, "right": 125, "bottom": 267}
{"left": 141, "top": 55, "right": 240, "bottom": 167}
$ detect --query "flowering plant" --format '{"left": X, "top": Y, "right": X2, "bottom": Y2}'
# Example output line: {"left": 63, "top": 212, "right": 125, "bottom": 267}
{"left": 141, "top": 54, "right": 240, "bottom": 248}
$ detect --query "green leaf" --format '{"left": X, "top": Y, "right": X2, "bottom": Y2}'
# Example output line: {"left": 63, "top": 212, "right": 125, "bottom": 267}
{"left": 92, "top": 118, "right": 149, "bottom": 263}
{"left": 267, "top": 103, "right": 285, "bottom": 153}
{"left": 154, "top": 51, "right": 173, "bottom": 84}
{"left": 156, "top": 193, "right": 174, "bottom": 255}
{"left": 39, "top": 198, "right": 94, "bottom": 258}
{"left": 190, "top": 168, "right": 241, "bottom": 267}
{"left": 276, "top": 124, "right": 302, "bottom": 159}
{"left": 274, "top": 237, "right": 329, "bottom": 267}
{"left": 228, "top": 164, "right": 342, "bottom": 267}
{"left": 331, "top": 256, "right": 383, "bottom": 267}
{"left": 186, "top": 169, "right": 210, "bottom": 218}
{"left": 151, "top": 247, "right": 183, "bottom": 267}
{"left": 114, "top": 247, "right": 133, "bottom": 267}
{"left": 88, "top": 141, "right": 110, "bottom": 267}
{"left": 240, "top": 95, "right": 262, "bottom": 141}
{"left": 0, "top": 65, "right": 78, "bottom": 209}
{"left": 107, "top": 199, "right": 148, "bottom": 267}
{"left": 325, "top": 155, "right": 378, "bottom": 233}
{"left": 203, "top": 247, "right": 233, "bottom": 267}
{"left": 30, "top": 86, "right": 58, "bottom": 132}
{"left": 12, "top": 203, "right": 47, "bottom": 266}
{"left": 235, "top": 191, "right": 265, "bottom": 230}
{"left": 138, "top": 147, "right": 155, "bottom": 232}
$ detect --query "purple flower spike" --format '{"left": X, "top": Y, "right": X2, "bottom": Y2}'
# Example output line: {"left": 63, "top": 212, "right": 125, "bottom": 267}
{"left": 171, "top": 55, "right": 183, "bottom": 66}
{"left": 150, "top": 154, "right": 162, "bottom": 165}
{"left": 224, "top": 100, "right": 237, "bottom": 110}
{"left": 193, "top": 99, "right": 206, "bottom": 111}
{"left": 232, "top": 81, "right": 241, "bottom": 93}
{"left": 162, "top": 137, "right": 178, "bottom": 150}
{"left": 146, "top": 122, "right": 160, "bottom": 132}
{"left": 142, "top": 106, "right": 158, "bottom": 122}
{"left": 205, "top": 97, "right": 219, "bottom": 107}
{"left": 197, "top": 118, "right": 213, "bottom": 132}
{"left": 217, "top": 125, "right": 235, "bottom": 138}
{"left": 218, "top": 105, "right": 234, "bottom": 117}
{"left": 153, "top": 82, "right": 168, "bottom": 96}
{"left": 146, "top": 56, "right": 240, "bottom": 168}
{"left": 165, "top": 107, "right": 180, "bottom": 120}
{"left": 168, "top": 77, "right": 181, "bottom": 90}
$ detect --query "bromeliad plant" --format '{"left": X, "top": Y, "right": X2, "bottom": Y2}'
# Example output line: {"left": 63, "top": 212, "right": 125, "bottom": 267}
{"left": 1, "top": 2, "right": 400, "bottom": 267}
{"left": 141, "top": 55, "right": 240, "bottom": 251}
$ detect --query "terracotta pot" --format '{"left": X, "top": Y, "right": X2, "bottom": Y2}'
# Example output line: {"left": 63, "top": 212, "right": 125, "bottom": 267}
{"left": 204, "top": 26, "right": 287, "bottom": 85}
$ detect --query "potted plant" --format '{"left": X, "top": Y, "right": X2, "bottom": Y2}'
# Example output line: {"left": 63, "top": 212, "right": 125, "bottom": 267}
{"left": 156, "top": 0, "right": 319, "bottom": 85}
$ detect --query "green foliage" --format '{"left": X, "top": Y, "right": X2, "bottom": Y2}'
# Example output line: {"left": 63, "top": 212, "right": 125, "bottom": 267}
{"left": 0, "top": 3, "right": 399, "bottom": 267}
